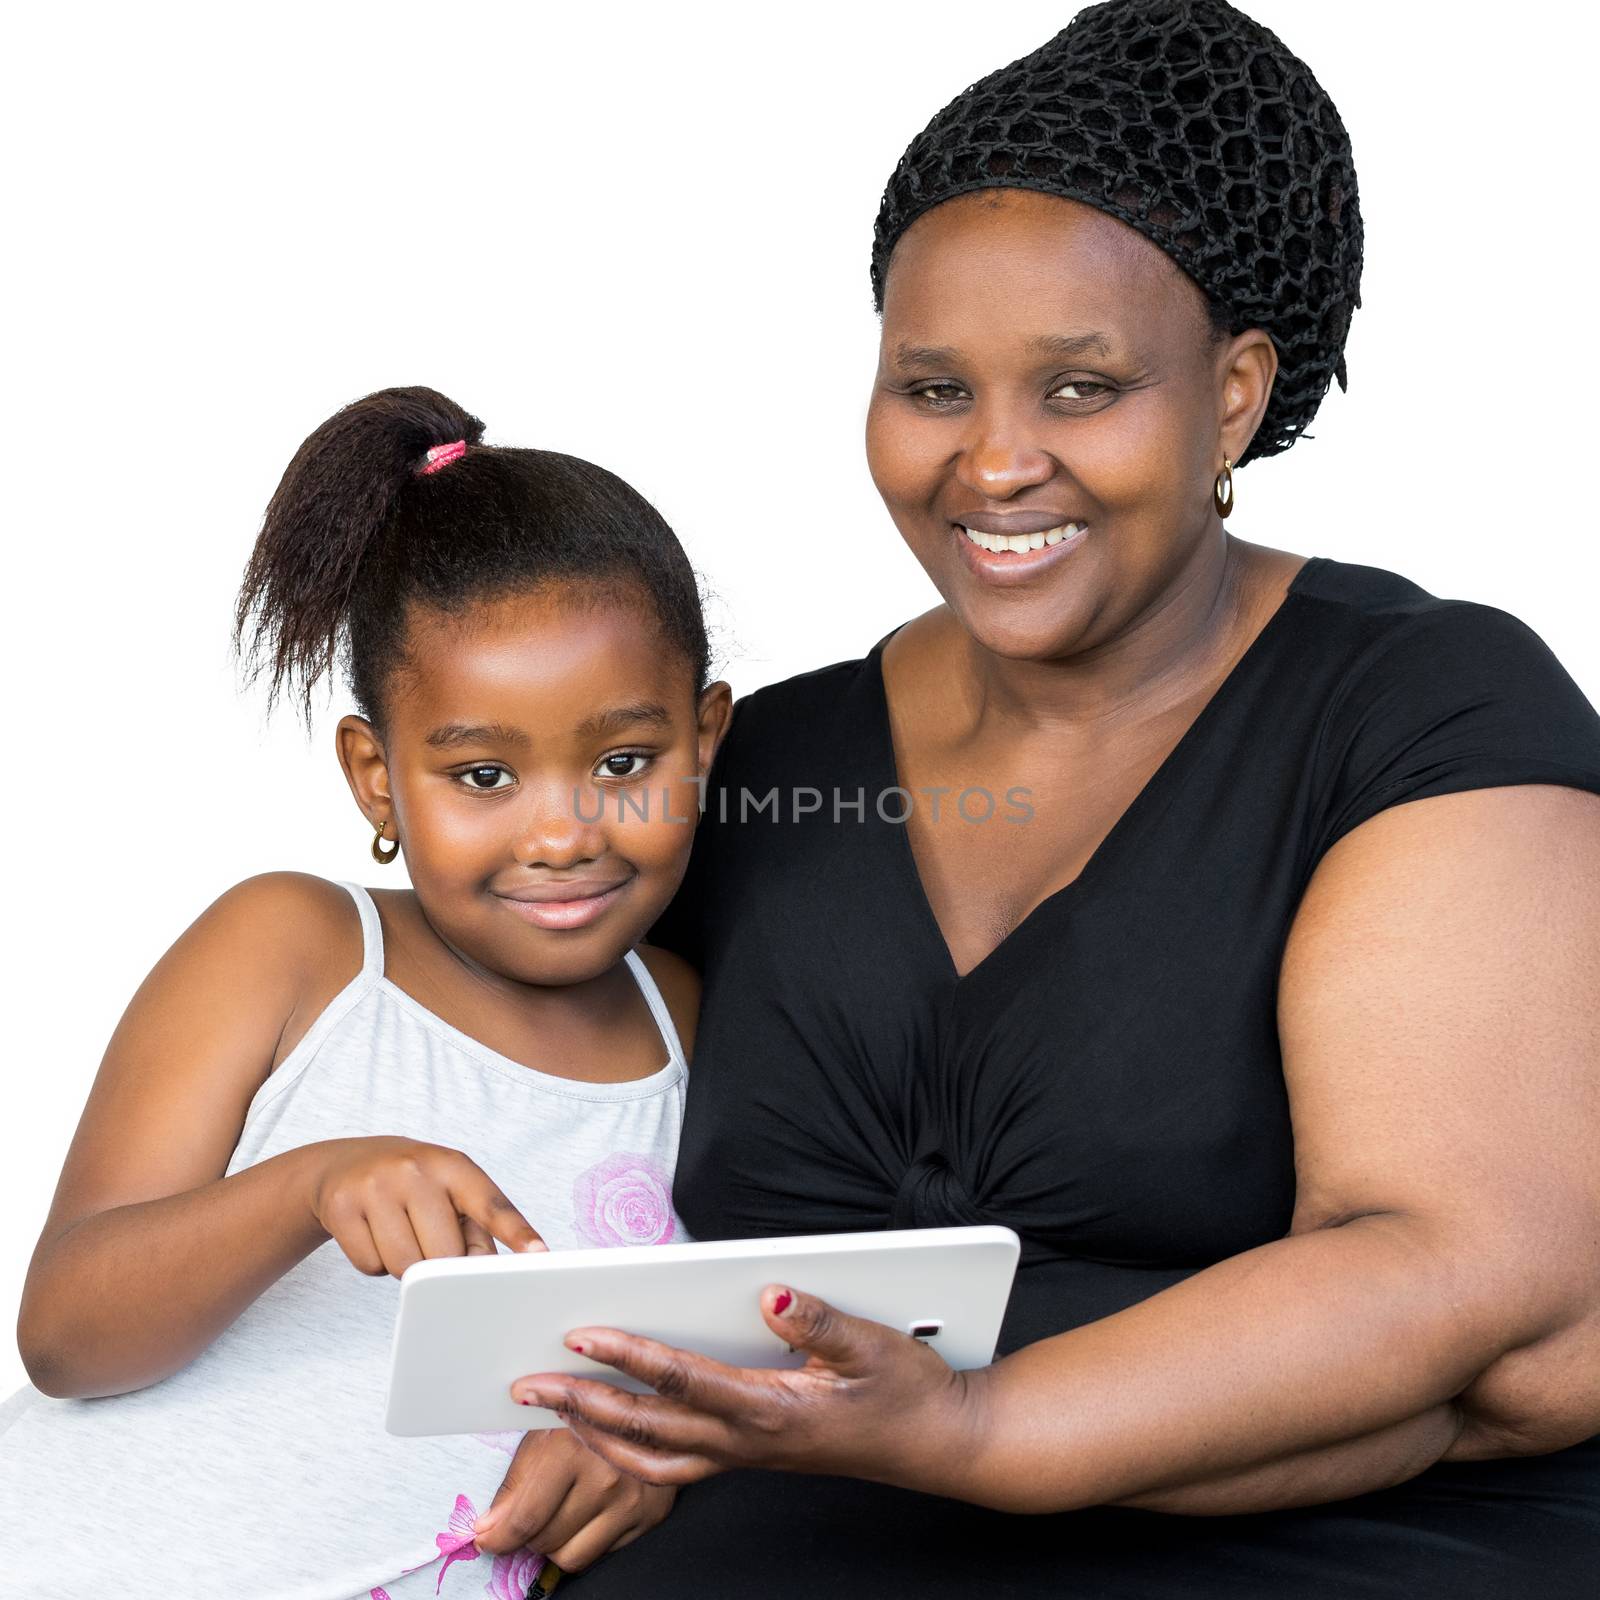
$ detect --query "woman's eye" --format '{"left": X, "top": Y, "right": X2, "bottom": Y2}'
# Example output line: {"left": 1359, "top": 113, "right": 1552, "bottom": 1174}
{"left": 597, "top": 752, "right": 651, "bottom": 780}
{"left": 908, "top": 380, "right": 1107, "bottom": 407}
{"left": 456, "top": 765, "right": 514, "bottom": 791}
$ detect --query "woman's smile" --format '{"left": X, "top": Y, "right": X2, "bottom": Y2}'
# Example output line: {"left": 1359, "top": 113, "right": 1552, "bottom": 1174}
{"left": 953, "top": 519, "right": 1091, "bottom": 585}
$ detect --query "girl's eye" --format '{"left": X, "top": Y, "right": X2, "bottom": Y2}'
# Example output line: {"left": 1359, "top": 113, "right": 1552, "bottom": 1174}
{"left": 456, "top": 764, "right": 514, "bottom": 791}
{"left": 1051, "top": 379, "right": 1109, "bottom": 402}
{"left": 597, "top": 752, "right": 651, "bottom": 780}
{"left": 911, "top": 382, "right": 968, "bottom": 408}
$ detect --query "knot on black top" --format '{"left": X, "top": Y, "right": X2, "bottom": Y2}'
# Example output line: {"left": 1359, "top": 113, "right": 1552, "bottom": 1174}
{"left": 890, "top": 1153, "right": 987, "bottom": 1230}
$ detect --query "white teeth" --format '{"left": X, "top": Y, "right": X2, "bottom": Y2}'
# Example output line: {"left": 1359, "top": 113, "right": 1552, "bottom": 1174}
{"left": 961, "top": 521, "right": 1086, "bottom": 554}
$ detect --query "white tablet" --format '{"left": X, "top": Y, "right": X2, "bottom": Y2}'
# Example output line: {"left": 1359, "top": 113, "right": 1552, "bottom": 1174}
{"left": 385, "top": 1224, "right": 1020, "bottom": 1436}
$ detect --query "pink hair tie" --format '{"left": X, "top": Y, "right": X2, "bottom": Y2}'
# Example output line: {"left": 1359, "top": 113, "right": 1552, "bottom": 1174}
{"left": 419, "top": 439, "right": 467, "bottom": 475}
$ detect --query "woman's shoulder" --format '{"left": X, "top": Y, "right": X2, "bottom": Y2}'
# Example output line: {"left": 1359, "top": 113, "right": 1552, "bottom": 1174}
{"left": 714, "top": 633, "right": 901, "bottom": 778}
{"left": 1292, "top": 554, "right": 1567, "bottom": 651}
{"left": 1291, "top": 556, "right": 1595, "bottom": 716}
{"left": 648, "top": 638, "right": 904, "bottom": 965}
{"left": 734, "top": 646, "right": 884, "bottom": 717}
{"left": 1289, "top": 559, "right": 1600, "bottom": 857}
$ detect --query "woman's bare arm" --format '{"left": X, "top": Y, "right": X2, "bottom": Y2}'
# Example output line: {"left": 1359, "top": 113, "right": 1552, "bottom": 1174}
{"left": 1107, "top": 1403, "right": 1466, "bottom": 1515}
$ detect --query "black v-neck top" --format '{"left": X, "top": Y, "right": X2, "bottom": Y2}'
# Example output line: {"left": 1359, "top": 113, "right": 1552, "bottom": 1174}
{"left": 586, "top": 557, "right": 1600, "bottom": 1597}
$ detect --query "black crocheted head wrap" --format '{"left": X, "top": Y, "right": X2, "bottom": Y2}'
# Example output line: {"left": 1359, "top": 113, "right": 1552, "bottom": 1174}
{"left": 871, "top": 0, "right": 1363, "bottom": 467}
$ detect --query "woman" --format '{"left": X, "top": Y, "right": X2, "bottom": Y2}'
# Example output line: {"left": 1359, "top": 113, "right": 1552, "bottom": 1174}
{"left": 473, "top": 2, "right": 1600, "bottom": 1592}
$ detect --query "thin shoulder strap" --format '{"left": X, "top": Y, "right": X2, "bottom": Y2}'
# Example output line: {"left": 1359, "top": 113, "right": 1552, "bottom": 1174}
{"left": 622, "top": 948, "right": 688, "bottom": 1068}
{"left": 334, "top": 880, "right": 385, "bottom": 981}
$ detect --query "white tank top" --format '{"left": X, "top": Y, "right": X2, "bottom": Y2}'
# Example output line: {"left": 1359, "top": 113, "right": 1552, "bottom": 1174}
{"left": 0, "top": 880, "right": 690, "bottom": 1599}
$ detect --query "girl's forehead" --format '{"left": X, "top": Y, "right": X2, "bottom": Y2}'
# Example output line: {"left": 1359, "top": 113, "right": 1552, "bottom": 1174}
{"left": 394, "top": 589, "right": 689, "bottom": 730}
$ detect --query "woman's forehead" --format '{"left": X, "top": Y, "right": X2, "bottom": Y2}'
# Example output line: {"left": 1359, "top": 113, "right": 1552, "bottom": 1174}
{"left": 881, "top": 189, "right": 1199, "bottom": 355}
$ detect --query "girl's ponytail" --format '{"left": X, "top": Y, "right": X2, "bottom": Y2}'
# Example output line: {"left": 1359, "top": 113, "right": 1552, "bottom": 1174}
{"left": 233, "top": 386, "right": 485, "bottom": 731}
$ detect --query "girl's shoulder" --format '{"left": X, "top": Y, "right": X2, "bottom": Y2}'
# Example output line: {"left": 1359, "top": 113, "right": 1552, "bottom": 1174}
{"left": 214, "top": 870, "right": 361, "bottom": 936}
{"left": 37, "top": 874, "right": 363, "bottom": 1223}
{"left": 632, "top": 942, "right": 702, "bottom": 1060}
{"left": 178, "top": 871, "right": 360, "bottom": 994}
{"left": 200, "top": 873, "right": 369, "bottom": 1071}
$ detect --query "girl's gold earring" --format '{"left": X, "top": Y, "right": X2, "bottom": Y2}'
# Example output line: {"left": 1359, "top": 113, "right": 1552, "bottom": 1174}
{"left": 1213, "top": 455, "right": 1235, "bottom": 519}
{"left": 371, "top": 820, "right": 400, "bottom": 865}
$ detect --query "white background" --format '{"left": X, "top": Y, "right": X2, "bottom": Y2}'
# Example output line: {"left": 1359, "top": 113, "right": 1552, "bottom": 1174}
{"left": 2, "top": 1, "right": 1596, "bottom": 1397}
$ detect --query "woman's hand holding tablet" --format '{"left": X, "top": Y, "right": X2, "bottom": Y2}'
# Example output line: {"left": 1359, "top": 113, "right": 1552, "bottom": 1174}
{"left": 509, "top": 1276, "right": 999, "bottom": 1497}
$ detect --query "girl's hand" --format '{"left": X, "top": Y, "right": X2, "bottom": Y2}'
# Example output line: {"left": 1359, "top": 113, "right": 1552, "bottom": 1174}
{"left": 472, "top": 1427, "right": 676, "bottom": 1572}
{"left": 505, "top": 1285, "right": 983, "bottom": 1496}
{"left": 307, "top": 1137, "right": 545, "bottom": 1278}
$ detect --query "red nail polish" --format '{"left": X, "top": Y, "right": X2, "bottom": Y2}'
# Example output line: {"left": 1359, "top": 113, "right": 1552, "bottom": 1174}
{"left": 773, "top": 1290, "right": 792, "bottom": 1316}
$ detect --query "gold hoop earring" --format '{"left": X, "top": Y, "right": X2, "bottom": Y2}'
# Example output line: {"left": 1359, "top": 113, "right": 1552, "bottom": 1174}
{"left": 1213, "top": 456, "right": 1235, "bottom": 519}
{"left": 371, "top": 820, "right": 399, "bottom": 865}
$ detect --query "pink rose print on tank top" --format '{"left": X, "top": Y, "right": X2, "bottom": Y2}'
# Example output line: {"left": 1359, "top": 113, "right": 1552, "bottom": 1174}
{"left": 573, "top": 1153, "right": 678, "bottom": 1247}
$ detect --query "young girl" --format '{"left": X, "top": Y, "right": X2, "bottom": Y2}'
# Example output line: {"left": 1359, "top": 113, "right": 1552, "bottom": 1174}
{"left": 0, "top": 386, "right": 732, "bottom": 1598}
